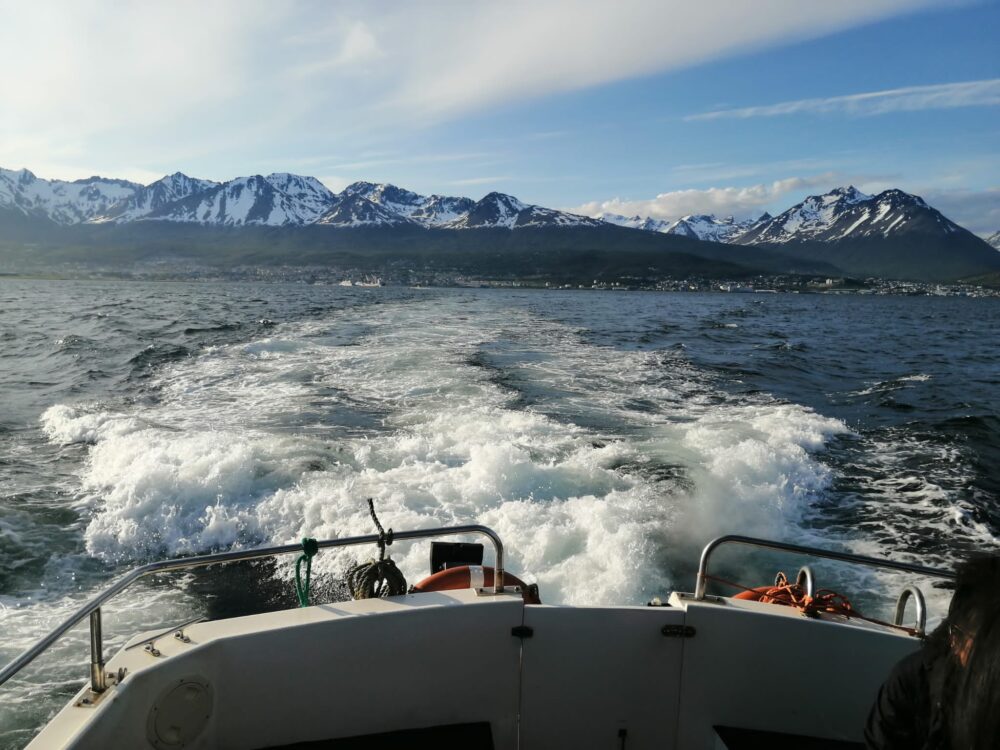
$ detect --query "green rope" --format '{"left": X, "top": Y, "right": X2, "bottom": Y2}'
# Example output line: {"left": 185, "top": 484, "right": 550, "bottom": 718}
{"left": 295, "top": 537, "right": 319, "bottom": 607}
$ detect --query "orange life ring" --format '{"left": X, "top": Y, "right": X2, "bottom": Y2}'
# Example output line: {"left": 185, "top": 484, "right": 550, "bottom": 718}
{"left": 733, "top": 585, "right": 779, "bottom": 601}
{"left": 412, "top": 565, "right": 541, "bottom": 604}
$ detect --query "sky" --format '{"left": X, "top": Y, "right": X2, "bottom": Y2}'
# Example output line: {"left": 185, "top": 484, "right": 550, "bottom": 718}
{"left": 0, "top": 0, "right": 997, "bottom": 233}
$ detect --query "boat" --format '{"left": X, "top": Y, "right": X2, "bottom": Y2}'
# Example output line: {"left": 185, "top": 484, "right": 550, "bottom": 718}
{"left": 355, "top": 276, "right": 385, "bottom": 288}
{"left": 1, "top": 527, "right": 952, "bottom": 749}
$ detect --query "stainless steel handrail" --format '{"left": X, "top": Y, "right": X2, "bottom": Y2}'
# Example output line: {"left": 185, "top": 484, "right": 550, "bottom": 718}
{"left": 0, "top": 524, "right": 504, "bottom": 691}
{"left": 694, "top": 534, "right": 955, "bottom": 600}
{"left": 893, "top": 586, "right": 928, "bottom": 636}
{"left": 793, "top": 566, "right": 815, "bottom": 598}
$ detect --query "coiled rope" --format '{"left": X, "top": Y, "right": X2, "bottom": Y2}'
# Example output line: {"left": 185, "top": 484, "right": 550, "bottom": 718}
{"left": 345, "top": 499, "right": 408, "bottom": 599}
{"left": 704, "top": 571, "right": 921, "bottom": 636}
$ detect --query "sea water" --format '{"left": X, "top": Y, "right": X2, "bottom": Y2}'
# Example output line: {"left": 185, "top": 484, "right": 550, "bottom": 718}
{"left": 1, "top": 279, "right": 997, "bottom": 746}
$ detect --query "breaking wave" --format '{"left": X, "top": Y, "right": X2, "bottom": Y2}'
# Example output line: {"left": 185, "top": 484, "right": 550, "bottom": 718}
{"left": 41, "top": 297, "right": 849, "bottom": 605}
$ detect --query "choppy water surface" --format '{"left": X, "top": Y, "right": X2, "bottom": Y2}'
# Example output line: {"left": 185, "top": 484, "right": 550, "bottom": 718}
{"left": 1, "top": 279, "right": 998, "bottom": 746}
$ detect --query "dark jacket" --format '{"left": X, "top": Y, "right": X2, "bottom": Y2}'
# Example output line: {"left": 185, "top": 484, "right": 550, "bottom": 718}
{"left": 865, "top": 646, "right": 948, "bottom": 750}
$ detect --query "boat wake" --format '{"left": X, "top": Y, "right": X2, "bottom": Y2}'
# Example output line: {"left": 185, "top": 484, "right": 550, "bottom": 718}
{"left": 40, "top": 296, "right": 848, "bottom": 606}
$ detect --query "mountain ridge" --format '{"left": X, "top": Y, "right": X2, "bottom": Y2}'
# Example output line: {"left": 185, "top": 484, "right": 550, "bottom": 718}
{"left": 1, "top": 166, "right": 998, "bottom": 282}
{"left": 0, "top": 168, "right": 598, "bottom": 230}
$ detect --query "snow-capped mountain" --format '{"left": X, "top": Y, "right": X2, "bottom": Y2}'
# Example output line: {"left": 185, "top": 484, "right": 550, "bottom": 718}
{"left": 597, "top": 213, "right": 673, "bottom": 233}
{"left": 0, "top": 169, "right": 336, "bottom": 227}
{"left": 986, "top": 231, "right": 1000, "bottom": 250}
{"left": 90, "top": 172, "right": 218, "bottom": 223}
{"left": 0, "top": 168, "right": 990, "bottom": 259}
{"left": 3, "top": 167, "right": 998, "bottom": 283}
{"left": 341, "top": 181, "right": 474, "bottom": 227}
{"left": 448, "top": 192, "right": 602, "bottom": 229}
{"left": 597, "top": 210, "right": 765, "bottom": 242}
{"left": 732, "top": 186, "right": 973, "bottom": 246}
{"left": 139, "top": 174, "right": 337, "bottom": 226}
{"left": 341, "top": 182, "right": 597, "bottom": 229}
{"left": 315, "top": 193, "right": 416, "bottom": 227}
{"left": 262, "top": 173, "right": 339, "bottom": 221}
{"left": 0, "top": 168, "right": 602, "bottom": 231}
{"left": 0, "top": 168, "right": 140, "bottom": 225}
{"left": 667, "top": 214, "right": 764, "bottom": 243}
{"left": 597, "top": 187, "right": 981, "bottom": 249}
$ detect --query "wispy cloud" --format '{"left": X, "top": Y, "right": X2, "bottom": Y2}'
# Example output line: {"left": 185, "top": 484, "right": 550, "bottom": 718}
{"left": 381, "top": 1, "right": 949, "bottom": 122}
{"left": 0, "top": 0, "right": 950, "bottom": 180}
{"left": 447, "top": 176, "right": 511, "bottom": 186}
{"left": 570, "top": 174, "right": 840, "bottom": 221}
{"left": 668, "top": 157, "right": 839, "bottom": 184}
{"left": 687, "top": 79, "right": 1000, "bottom": 121}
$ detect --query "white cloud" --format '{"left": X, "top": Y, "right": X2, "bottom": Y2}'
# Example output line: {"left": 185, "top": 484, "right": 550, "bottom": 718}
{"left": 688, "top": 79, "right": 1000, "bottom": 121}
{"left": 377, "top": 1, "right": 949, "bottom": 121}
{"left": 571, "top": 175, "right": 839, "bottom": 221}
{"left": 0, "top": 0, "right": 949, "bottom": 179}
{"left": 291, "top": 21, "right": 382, "bottom": 77}
{"left": 376, "top": 0, "right": 934, "bottom": 116}
{"left": 572, "top": 177, "right": 1000, "bottom": 235}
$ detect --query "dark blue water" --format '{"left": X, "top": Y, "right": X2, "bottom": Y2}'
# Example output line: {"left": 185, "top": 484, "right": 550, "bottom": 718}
{"left": 0, "top": 279, "right": 997, "bottom": 746}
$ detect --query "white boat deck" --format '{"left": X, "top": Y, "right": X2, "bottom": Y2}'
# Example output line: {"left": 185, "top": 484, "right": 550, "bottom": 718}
{"left": 28, "top": 587, "right": 919, "bottom": 750}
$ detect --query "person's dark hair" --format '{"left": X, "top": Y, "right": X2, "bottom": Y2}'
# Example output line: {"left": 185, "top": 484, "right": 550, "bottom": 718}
{"left": 947, "top": 601, "right": 1000, "bottom": 750}
{"left": 926, "top": 553, "right": 1000, "bottom": 650}
{"left": 931, "top": 553, "right": 1000, "bottom": 749}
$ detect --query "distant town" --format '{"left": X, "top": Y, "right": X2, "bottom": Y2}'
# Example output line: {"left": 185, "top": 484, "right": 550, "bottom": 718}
{"left": 4, "top": 264, "right": 998, "bottom": 298}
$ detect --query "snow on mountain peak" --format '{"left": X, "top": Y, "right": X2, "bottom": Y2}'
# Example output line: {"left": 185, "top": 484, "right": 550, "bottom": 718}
{"left": 667, "top": 214, "right": 758, "bottom": 242}
{"left": 733, "top": 186, "right": 962, "bottom": 245}
{"left": 0, "top": 167, "right": 141, "bottom": 225}
{"left": 315, "top": 192, "right": 416, "bottom": 227}
{"left": 1, "top": 167, "right": 977, "bottom": 245}
{"left": 598, "top": 212, "right": 673, "bottom": 232}
{"left": 828, "top": 185, "right": 871, "bottom": 204}
{"left": 449, "top": 191, "right": 600, "bottom": 229}
{"left": 339, "top": 181, "right": 481, "bottom": 227}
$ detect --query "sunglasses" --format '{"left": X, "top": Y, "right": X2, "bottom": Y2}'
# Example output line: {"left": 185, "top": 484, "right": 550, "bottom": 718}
{"left": 949, "top": 622, "right": 971, "bottom": 641}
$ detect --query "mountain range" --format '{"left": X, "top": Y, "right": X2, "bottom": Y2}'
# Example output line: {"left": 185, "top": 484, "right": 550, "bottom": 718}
{"left": 0, "top": 168, "right": 600, "bottom": 230}
{"left": 1, "top": 166, "right": 998, "bottom": 283}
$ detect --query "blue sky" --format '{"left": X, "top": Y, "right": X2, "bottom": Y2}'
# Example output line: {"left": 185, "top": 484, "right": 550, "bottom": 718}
{"left": 1, "top": 0, "right": 997, "bottom": 232}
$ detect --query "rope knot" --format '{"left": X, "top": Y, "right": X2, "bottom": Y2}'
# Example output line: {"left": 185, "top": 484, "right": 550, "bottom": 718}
{"left": 294, "top": 537, "right": 320, "bottom": 608}
{"left": 344, "top": 499, "right": 407, "bottom": 599}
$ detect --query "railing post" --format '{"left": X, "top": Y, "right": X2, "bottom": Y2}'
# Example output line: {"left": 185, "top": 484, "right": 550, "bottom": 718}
{"left": 1, "top": 524, "right": 507, "bottom": 691}
{"left": 893, "top": 586, "right": 927, "bottom": 637}
{"left": 694, "top": 535, "right": 955, "bottom": 601}
{"left": 89, "top": 609, "right": 106, "bottom": 693}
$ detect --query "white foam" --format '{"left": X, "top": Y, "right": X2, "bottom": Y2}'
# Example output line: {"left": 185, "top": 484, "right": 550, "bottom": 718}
{"left": 675, "top": 404, "right": 847, "bottom": 541}
{"left": 43, "top": 296, "right": 853, "bottom": 606}
{"left": 40, "top": 404, "right": 143, "bottom": 444}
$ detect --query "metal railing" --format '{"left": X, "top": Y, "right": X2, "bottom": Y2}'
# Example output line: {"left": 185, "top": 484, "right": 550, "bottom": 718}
{"left": 894, "top": 586, "right": 928, "bottom": 636}
{"left": 694, "top": 534, "right": 955, "bottom": 601}
{"left": 0, "top": 524, "right": 504, "bottom": 693}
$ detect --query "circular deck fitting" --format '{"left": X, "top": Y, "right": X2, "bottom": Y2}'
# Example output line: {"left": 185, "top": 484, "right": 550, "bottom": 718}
{"left": 146, "top": 676, "right": 213, "bottom": 749}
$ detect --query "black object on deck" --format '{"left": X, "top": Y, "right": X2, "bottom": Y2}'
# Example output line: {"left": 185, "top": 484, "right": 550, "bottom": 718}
{"left": 715, "top": 726, "right": 864, "bottom": 749}
{"left": 430, "top": 541, "right": 484, "bottom": 573}
{"left": 265, "top": 722, "right": 494, "bottom": 749}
